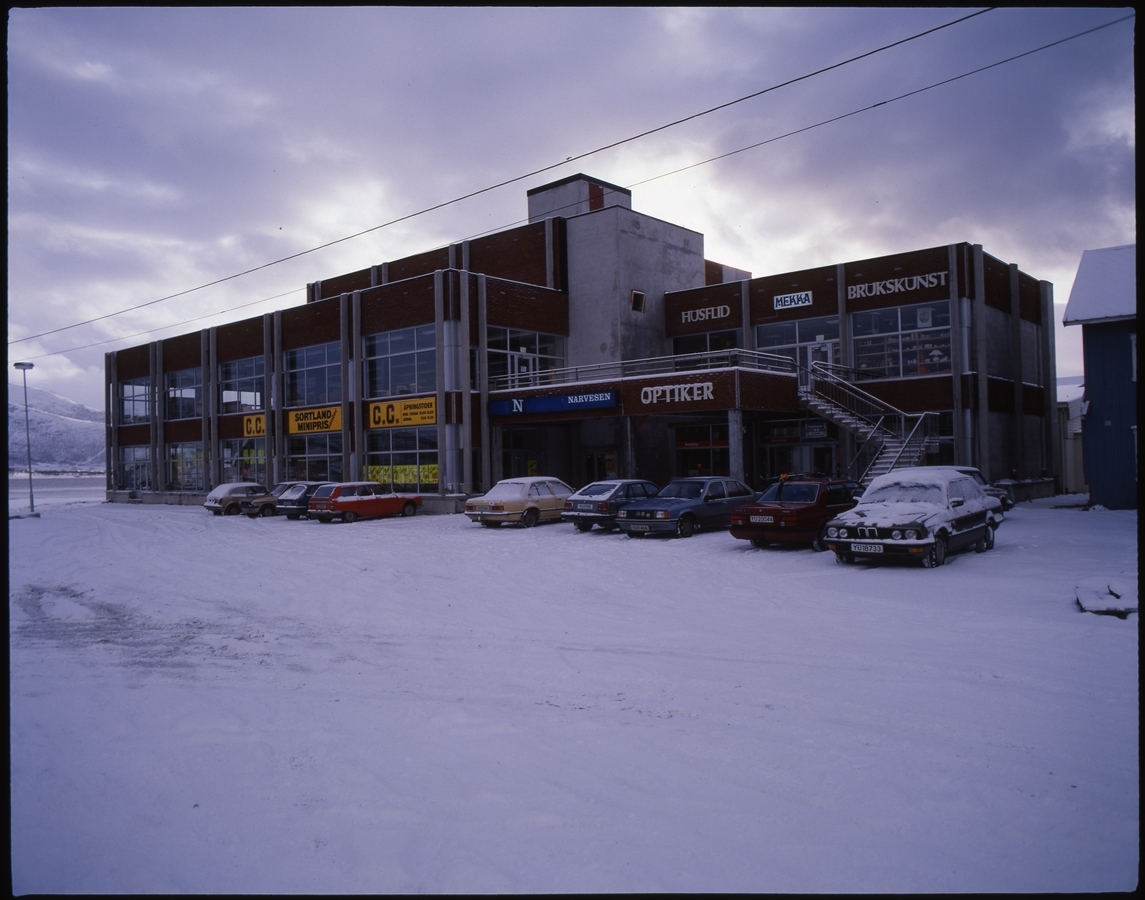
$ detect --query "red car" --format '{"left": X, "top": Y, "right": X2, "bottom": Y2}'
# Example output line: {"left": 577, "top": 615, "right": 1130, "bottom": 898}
{"left": 308, "top": 482, "right": 422, "bottom": 523}
{"left": 731, "top": 476, "right": 861, "bottom": 551}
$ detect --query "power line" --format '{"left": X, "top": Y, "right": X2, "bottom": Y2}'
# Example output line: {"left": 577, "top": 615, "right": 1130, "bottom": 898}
{"left": 9, "top": 7, "right": 996, "bottom": 348}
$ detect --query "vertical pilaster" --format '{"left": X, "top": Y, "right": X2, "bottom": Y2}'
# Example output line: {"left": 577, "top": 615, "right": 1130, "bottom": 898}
{"left": 947, "top": 244, "right": 965, "bottom": 465}
{"left": 460, "top": 272, "right": 473, "bottom": 494}
{"left": 478, "top": 274, "right": 491, "bottom": 491}
{"left": 1009, "top": 264, "right": 1025, "bottom": 478}
{"left": 351, "top": 291, "right": 363, "bottom": 481}
{"left": 972, "top": 245, "right": 990, "bottom": 476}
{"left": 434, "top": 270, "right": 448, "bottom": 494}
{"left": 340, "top": 293, "right": 352, "bottom": 481}
{"left": 208, "top": 328, "right": 219, "bottom": 486}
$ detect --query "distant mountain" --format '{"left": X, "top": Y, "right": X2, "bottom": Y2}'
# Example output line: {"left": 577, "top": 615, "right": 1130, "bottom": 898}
{"left": 7, "top": 383, "right": 105, "bottom": 472}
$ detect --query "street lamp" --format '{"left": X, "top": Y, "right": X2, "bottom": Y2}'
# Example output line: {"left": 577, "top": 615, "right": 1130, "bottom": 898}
{"left": 13, "top": 362, "right": 37, "bottom": 517}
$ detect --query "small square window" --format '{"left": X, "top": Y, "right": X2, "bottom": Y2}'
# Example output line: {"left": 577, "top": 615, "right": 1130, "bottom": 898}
{"left": 630, "top": 290, "right": 646, "bottom": 313}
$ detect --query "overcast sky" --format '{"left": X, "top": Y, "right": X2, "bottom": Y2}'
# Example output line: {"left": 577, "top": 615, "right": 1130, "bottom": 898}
{"left": 7, "top": 7, "right": 1135, "bottom": 409}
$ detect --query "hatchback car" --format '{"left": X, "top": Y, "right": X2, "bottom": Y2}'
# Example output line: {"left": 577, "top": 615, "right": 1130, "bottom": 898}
{"left": 464, "top": 477, "right": 575, "bottom": 527}
{"left": 204, "top": 482, "right": 269, "bottom": 516}
{"left": 730, "top": 476, "right": 862, "bottom": 550}
{"left": 273, "top": 481, "right": 334, "bottom": 520}
{"left": 562, "top": 479, "right": 660, "bottom": 532}
{"left": 241, "top": 481, "right": 302, "bottom": 517}
{"left": 307, "top": 482, "right": 422, "bottom": 523}
{"left": 616, "top": 476, "right": 756, "bottom": 538}
{"left": 824, "top": 467, "right": 1004, "bottom": 568}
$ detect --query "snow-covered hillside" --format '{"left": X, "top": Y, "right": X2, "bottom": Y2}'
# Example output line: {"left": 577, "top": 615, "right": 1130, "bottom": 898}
{"left": 7, "top": 382, "right": 105, "bottom": 472}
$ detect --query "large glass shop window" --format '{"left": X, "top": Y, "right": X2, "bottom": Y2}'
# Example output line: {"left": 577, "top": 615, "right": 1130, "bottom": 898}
{"left": 852, "top": 301, "right": 951, "bottom": 378}
{"left": 486, "top": 328, "right": 565, "bottom": 386}
{"left": 364, "top": 427, "right": 439, "bottom": 492}
{"left": 220, "top": 356, "right": 265, "bottom": 413}
{"left": 119, "top": 377, "right": 150, "bottom": 424}
{"left": 166, "top": 441, "right": 204, "bottom": 490}
{"left": 117, "top": 445, "right": 151, "bottom": 491}
{"left": 165, "top": 368, "right": 203, "bottom": 420}
{"left": 755, "top": 316, "right": 840, "bottom": 368}
{"left": 285, "top": 434, "right": 342, "bottom": 483}
{"left": 221, "top": 438, "right": 268, "bottom": 485}
{"left": 364, "top": 325, "right": 436, "bottom": 398}
{"left": 285, "top": 342, "right": 341, "bottom": 407}
{"left": 673, "top": 329, "right": 742, "bottom": 356}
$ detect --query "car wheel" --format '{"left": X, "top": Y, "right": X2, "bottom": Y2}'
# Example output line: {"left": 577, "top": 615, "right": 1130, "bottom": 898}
{"left": 751, "top": 538, "right": 767, "bottom": 549}
{"left": 811, "top": 532, "right": 827, "bottom": 552}
{"left": 402, "top": 502, "right": 417, "bottom": 517}
{"left": 287, "top": 514, "right": 300, "bottom": 521}
{"left": 521, "top": 508, "right": 539, "bottom": 528}
{"left": 318, "top": 516, "right": 332, "bottom": 524}
{"left": 925, "top": 535, "right": 947, "bottom": 568}
{"left": 259, "top": 505, "right": 275, "bottom": 517}
{"left": 343, "top": 511, "right": 358, "bottom": 524}
{"left": 835, "top": 551, "right": 853, "bottom": 564}
{"left": 977, "top": 523, "right": 996, "bottom": 552}
{"left": 675, "top": 515, "right": 695, "bottom": 538}
{"left": 224, "top": 505, "right": 239, "bottom": 516}
{"left": 575, "top": 521, "right": 593, "bottom": 533}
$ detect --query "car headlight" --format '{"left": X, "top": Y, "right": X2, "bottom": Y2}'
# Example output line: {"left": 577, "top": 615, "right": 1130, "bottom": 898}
{"left": 655, "top": 510, "right": 669, "bottom": 519}
{"left": 617, "top": 509, "right": 626, "bottom": 518}
{"left": 891, "top": 529, "right": 902, "bottom": 540}
{"left": 838, "top": 527, "right": 848, "bottom": 538}
{"left": 904, "top": 528, "right": 917, "bottom": 540}
{"left": 827, "top": 526, "right": 838, "bottom": 538}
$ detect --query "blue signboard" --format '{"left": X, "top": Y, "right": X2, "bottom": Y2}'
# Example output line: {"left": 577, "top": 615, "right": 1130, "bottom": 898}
{"left": 489, "top": 390, "right": 617, "bottom": 416}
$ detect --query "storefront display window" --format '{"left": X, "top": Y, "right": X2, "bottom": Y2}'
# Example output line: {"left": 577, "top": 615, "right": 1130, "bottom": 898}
{"left": 364, "top": 427, "right": 438, "bottom": 492}
{"left": 364, "top": 325, "right": 436, "bottom": 398}
{"left": 117, "top": 444, "right": 151, "bottom": 491}
{"left": 166, "top": 441, "right": 204, "bottom": 490}
{"left": 165, "top": 368, "right": 202, "bottom": 420}
{"left": 221, "top": 437, "right": 268, "bottom": 485}
{"left": 220, "top": 356, "right": 264, "bottom": 413}
{"left": 852, "top": 301, "right": 951, "bottom": 378}
{"left": 285, "top": 342, "right": 341, "bottom": 407}
{"left": 486, "top": 328, "right": 565, "bottom": 387}
{"left": 674, "top": 423, "right": 729, "bottom": 477}
{"left": 673, "top": 329, "right": 741, "bottom": 356}
{"left": 284, "top": 433, "right": 341, "bottom": 483}
{"left": 756, "top": 316, "right": 840, "bottom": 368}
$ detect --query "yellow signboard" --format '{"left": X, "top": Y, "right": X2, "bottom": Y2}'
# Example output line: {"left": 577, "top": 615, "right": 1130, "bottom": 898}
{"left": 364, "top": 464, "right": 439, "bottom": 488}
{"left": 243, "top": 414, "right": 266, "bottom": 437}
{"left": 368, "top": 397, "right": 437, "bottom": 429}
{"left": 287, "top": 406, "right": 342, "bottom": 435}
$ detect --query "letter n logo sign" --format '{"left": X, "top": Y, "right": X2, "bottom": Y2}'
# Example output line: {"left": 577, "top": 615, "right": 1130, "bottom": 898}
{"left": 512, "top": 399, "right": 524, "bottom": 413}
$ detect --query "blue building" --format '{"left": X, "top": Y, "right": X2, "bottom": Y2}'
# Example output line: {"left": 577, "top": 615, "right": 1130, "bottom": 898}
{"left": 1063, "top": 244, "right": 1136, "bottom": 509}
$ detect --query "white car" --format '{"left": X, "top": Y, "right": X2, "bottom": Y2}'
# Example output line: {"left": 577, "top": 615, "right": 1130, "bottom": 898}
{"left": 465, "top": 477, "right": 574, "bottom": 528}
{"left": 824, "top": 467, "right": 1003, "bottom": 568}
{"left": 203, "top": 482, "right": 269, "bottom": 516}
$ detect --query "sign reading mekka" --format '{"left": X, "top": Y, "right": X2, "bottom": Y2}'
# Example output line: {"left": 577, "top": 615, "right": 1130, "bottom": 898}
{"left": 773, "top": 291, "right": 813, "bottom": 310}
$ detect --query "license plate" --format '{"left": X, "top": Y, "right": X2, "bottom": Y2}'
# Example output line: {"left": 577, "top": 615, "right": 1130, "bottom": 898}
{"left": 750, "top": 515, "right": 774, "bottom": 524}
{"left": 852, "top": 542, "right": 883, "bottom": 553}
{"left": 577, "top": 503, "right": 595, "bottom": 511}
{"left": 629, "top": 524, "right": 650, "bottom": 532}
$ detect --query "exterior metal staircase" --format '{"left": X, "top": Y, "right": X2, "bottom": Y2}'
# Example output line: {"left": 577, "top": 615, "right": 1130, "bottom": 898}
{"left": 797, "top": 362, "right": 937, "bottom": 487}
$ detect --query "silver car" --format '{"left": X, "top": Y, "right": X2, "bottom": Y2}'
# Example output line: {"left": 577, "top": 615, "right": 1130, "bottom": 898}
{"left": 562, "top": 479, "right": 660, "bottom": 532}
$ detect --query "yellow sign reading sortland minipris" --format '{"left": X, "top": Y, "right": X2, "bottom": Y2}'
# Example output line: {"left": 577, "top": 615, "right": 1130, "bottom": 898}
{"left": 287, "top": 406, "right": 342, "bottom": 434}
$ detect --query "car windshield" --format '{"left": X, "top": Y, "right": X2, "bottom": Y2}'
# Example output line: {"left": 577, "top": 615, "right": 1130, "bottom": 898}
{"left": 578, "top": 483, "right": 616, "bottom": 497}
{"left": 863, "top": 481, "right": 945, "bottom": 505}
{"left": 484, "top": 482, "right": 526, "bottom": 500}
{"left": 271, "top": 483, "right": 293, "bottom": 496}
{"left": 282, "top": 484, "right": 307, "bottom": 499}
{"left": 657, "top": 481, "right": 704, "bottom": 500}
{"left": 758, "top": 482, "right": 820, "bottom": 503}
{"left": 313, "top": 485, "right": 336, "bottom": 499}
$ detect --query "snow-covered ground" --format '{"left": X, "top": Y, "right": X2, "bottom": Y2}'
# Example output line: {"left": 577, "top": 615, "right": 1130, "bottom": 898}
{"left": 8, "top": 482, "right": 1138, "bottom": 893}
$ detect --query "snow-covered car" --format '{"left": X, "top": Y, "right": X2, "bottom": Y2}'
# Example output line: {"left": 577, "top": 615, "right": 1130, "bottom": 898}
{"left": 730, "top": 476, "right": 862, "bottom": 550}
{"left": 464, "top": 477, "right": 574, "bottom": 528}
{"left": 616, "top": 476, "right": 756, "bottom": 538}
{"left": 307, "top": 482, "right": 421, "bottom": 523}
{"left": 561, "top": 479, "right": 660, "bottom": 532}
{"left": 274, "top": 481, "right": 334, "bottom": 520}
{"left": 824, "top": 467, "right": 1004, "bottom": 568}
{"left": 203, "top": 482, "right": 269, "bottom": 516}
{"left": 241, "top": 481, "right": 302, "bottom": 518}
{"left": 940, "top": 466, "right": 1015, "bottom": 511}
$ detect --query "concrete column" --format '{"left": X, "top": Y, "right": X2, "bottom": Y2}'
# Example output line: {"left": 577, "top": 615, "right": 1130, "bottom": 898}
{"left": 263, "top": 313, "right": 275, "bottom": 484}
{"left": 340, "top": 294, "right": 352, "bottom": 481}
{"left": 200, "top": 329, "right": 212, "bottom": 489}
{"left": 105, "top": 352, "right": 116, "bottom": 493}
{"left": 149, "top": 342, "right": 160, "bottom": 492}
{"left": 155, "top": 340, "right": 165, "bottom": 491}
{"left": 460, "top": 272, "right": 473, "bottom": 494}
{"left": 478, "top": 274, "right": 491, "bottom": 490}
{"left": 1040, "top": 280, "right": 1059, "bottom": 486}
{"left": 434, "top": 271, "right": 448, "bottom": 494}
{"left": 1009, "top": 264, "right": 1025, "bottom": 478}
{"left": 728, "top": 407, "right": 744, "bottom": 483}
{"left": 351, "top": 290, "right": 363, "bottom": 481}
{"left": 273, "top": 311, "right": 284, "bottom": 482}
{"left": 207, "top": 328, "right": 219, "bottom": 486}
{"left": 740, "top": 280, "right": 754, "bottom": 350}
{"left": 836, "top": 263, "right": 850, "bottom": 368}
{"left": 972, "top": 245, "right": 990, "bottom": 476}
{"left": 947, "top": 244, "right": 966, "bottom": 466}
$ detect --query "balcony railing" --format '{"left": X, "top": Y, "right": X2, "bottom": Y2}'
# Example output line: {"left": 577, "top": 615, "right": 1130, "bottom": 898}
{"left": 487, "top": 348, "right": 796, "bottom": 392}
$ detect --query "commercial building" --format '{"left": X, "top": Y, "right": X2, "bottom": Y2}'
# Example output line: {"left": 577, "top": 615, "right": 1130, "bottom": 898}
{"left": 106, "top": 173, "right": 1058, "bottom": 508}
{"left": 1062, "top": 244, "right": 1136, "bottom": 509}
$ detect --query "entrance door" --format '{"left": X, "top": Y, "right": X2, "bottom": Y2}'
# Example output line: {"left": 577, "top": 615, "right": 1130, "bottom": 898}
{"left": 509, "top": 353, "right": 536, "bottom": 388}
{"left": 805, "top": 342, "right": 839, "bottom": 370}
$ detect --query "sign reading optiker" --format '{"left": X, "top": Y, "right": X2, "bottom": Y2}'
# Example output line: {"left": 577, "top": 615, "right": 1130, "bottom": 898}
{"left": 773, "top": 291, "right": 812, "bottom": 310}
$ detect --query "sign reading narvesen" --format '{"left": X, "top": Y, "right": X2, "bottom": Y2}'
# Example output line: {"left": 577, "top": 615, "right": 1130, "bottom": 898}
{"left": 368, "top": 397, "right": 437, "bottom": 428}
{"left": 287, "top": 406, "right": 341, "bottom": 434}
{"left": 489, "top": 390, "right": 616, "bottom": 416}
{"left": 243, "top": 414, "right": 266, "bottom": 437}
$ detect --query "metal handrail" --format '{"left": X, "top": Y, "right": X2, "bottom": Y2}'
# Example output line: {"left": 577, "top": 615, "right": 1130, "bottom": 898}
{"left": 487, "top": 348, "right": 796, "bottom": 392}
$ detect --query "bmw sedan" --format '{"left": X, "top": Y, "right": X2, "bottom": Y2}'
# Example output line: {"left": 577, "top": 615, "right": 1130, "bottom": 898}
{"left": 615, "top": 477, "right": 756, "bottom": 538}
{"left": 824, "top": 467, "right": 1004, "bottom": 568}
{"left": 562, "top": 479, "right": 660, "bottom": 532}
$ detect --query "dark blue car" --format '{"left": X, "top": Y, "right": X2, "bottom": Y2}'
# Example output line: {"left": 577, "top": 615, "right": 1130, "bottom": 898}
{"left": 615, "top": 476, "right": 757, "bottom": 538}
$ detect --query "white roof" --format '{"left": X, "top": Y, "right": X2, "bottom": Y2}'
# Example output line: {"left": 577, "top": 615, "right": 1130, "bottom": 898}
{"left": 1062, "top": 244, "right": 1136, "bottom": 325}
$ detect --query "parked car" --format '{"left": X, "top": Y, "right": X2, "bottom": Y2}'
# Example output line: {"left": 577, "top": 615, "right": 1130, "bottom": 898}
{"left": 464, "top": 477, "right": 574, "bottom": 527}
{"left": 204, "top": 482, "right": 269, "bottom": 516}
{"left": 307, "top": 482, "right": 422, "bottom": 523}
{"left": 616, "top": 476, "right": 756, "bottom": 538}
{"left": 274, "top": 481, "right": 334, "bottom": 520}
{"left": 936, "top": 466, "right": 1015, "bottom": 511}
{"left": 562, "top": 479, "right": 661, "bottom": 532}
{"left": 824, "top": 467, "right": 1004, "bottom": 568}
{"left": 730, "top": 476, "right": 862, "bottom": 550}
{"left": 241, "top": 481, "right": 303, "bottom": 517}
